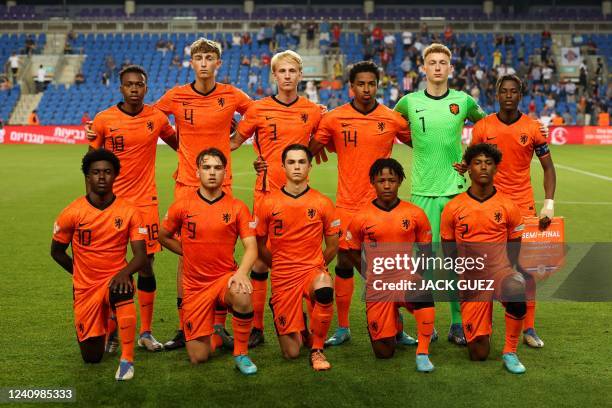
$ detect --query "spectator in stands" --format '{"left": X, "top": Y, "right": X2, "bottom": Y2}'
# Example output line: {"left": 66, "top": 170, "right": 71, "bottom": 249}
{"left": 67, "top": 31, "right": 76, "bottom": 42}
{"left": 63, "top": 40, "right": 73, "bottom": 55}
{"left": 0, "top": 74, "right": 10, "bottom": 91}
{"left": 251, "top": 55, "right": 261, "bottom": 68}
{"left": 35, "top": 65, "right": 46, "bottom": 93}
{"left": 562, "top": 109, "right": 573, "bottom": 125}
{"left": 328, "top": 92, "right": 340, "bottom": 109}
{"left": 25, "top": 35, "right": 36, "bottom": 56}
{"left": 539, "top": 106, "right": 553, "bottom": 126}
{"left": 81, "top": 112, "right": 91, "bottom": 125}
{"left": 551, "top": 112, "right": 564, "bottom": 126}
{"left": 156, "top": 39, "right": 167, "bottom": 52}
{"left": 166, "top": 40, "right": 175, "bottom": 53}
{"left": 400, "top": 56, "right": 412, "bottom": 74}
{"left": 380, "top": 49, "right": 391, "bottom": 70}
{"left": 363, "top": 38, "right": 375, "bottom": 61}
{"left": 8, "top": 52, "right": 19, "bottom": 84}
{"left": 248, "top": 72, "right": 258, "bottom": 91}
{"left": 595, "top": 58, "right": 604, "bottom": 84}
{"left": 531, "top": 64, "right": 542, "bottom": 85}
{"left": 306, "top": 22, "right": 316, "bottom": 49}
{"left": 75, "top": 71, "right": 85, "bottom": 86}
{"left": 383, "top": 32, "right": 396, "bottom": 53}
{"left": 183, "top": 43, "right": 191, "bottom": 57}
{"left": 305, "top": 80, "right": 319, "bottom": 103}
{"left": 402, "top": 30, "right": 413, "bottom": 51}
{"left": 290, "top": 20, "right": 301, "bottom": 46}
{"left": 371, "top": 25, "right": 383, "bottom": 48}
{"left": 598, "top": 105, "right": 610, "bottom": 126}
{"left": 419, "top": 22, "right": 428, "bottom": 40}
{"left": 542, "top": 64, "right": 553, "bottom": 84}
{"left": 242, "top": 32, "right": 252, "bottom": 46}
{"left": 28, "top": 110, "right": 39, "bottom": 125}
{"left": 492, "top": 49, "right": 502, "bottom": 68}
{"left": 579, "top": 62, "right": 588, "bottom": 91}
{"left": 389, "top": 84, "right": 400, "bottom": 105}
{"left": 331, "top": 24, "right": 341, "bottom": 48}
{"left": 274, "top": 21, "right": 285, "bottom": 45}
{"left": 333, "top": 58, "right": 343, "bottom": 80}
{"left": 262, "top": 54, "right": 271, "bottom": 66}
{"left": 105, "top": 56, "right": 116, "bottom": 76}
{"left": 444, "top": 25, "right": 454, "bottom": 43}
{"left": 241, "top": 55, "right": 251, "bottom": 66}
{"left": 101, "top": 71, "right": 110, "bottom": 87}
{"left": 256, "top": 26, "right": 266, "bottom": 46}
{"left": 171, "top": 55, "right": 181, "bottom": 67}
{"left": 319, "top": 18, "right": 330, "bottom": 41}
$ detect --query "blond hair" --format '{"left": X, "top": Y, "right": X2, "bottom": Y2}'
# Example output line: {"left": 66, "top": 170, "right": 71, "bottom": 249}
{"left": 190, "top": 38, "right": 222, "bottom": 59}
{"left": 423, "top": 43, "right": 452, "bottom": 61}
{"left": 271, "top": 50, "right": 303, "bottom": 73}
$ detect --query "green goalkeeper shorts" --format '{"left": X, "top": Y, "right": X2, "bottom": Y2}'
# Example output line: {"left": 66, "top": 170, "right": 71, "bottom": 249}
{"left": 410, "top": 194, "right": 455, "bottom": 244}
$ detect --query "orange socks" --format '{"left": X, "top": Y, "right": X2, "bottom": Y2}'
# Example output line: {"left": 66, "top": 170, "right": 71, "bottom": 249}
{"left": 115, "top": 299, "right": 137, "bottom": 363}
{"left": 250, "top": 271, "right": 268, "bottom": 330}
{"left": 311, "top": 287, "right": 334, "bottom": 350}
{"left": 334, "top": 267, "right": 354, "bottom": 328}
{"left": 504, "top": 311, "right": 525, "bottom": 354}
{"left": 415, "top": 307, "right": 435, "bottom": 355}
{"left": 232, "top": 311, "right": 253, "bottom": 356}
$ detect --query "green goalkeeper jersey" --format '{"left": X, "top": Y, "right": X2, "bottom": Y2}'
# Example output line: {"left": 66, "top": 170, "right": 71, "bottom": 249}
{"left": 394, "top": 89, "right": 486, "bottom": 197}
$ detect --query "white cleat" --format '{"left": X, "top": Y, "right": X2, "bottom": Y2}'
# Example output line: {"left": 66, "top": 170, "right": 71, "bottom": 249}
{"left": 115, "top": 359, "right": 134, "bottom": 381}
{"left": 138, "top": 332, "right": 164, "bottom": 352}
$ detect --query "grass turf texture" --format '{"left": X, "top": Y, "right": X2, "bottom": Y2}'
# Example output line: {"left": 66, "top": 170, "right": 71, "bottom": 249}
{"left": 1, "top": 144, "right": 611, "bottom": 407}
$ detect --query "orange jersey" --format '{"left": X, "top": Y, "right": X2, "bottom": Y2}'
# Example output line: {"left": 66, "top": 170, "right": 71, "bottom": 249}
{"left": 237, "top": 96, "right": 322, "bottom": 192}
{"left": 346, "top": 199, "right": 432, "bottom": 250}
{"left": 162, "top": 191, "right": 255, "bottom": 290}
{"left": 255, "top": 187, "right": 339, "bottom": 291}
{"left": 89, "top": 104, "right": 175, "bottom": 206}
{"left": 53, "top": 196, "right": 145, "bottom": 291}
{"left": 440, "top": 189, "right": 524, "bottom": 272}
{"left": 471, "top": 113, "right": 550, "bottom": 212}
{"left": 313, "top": 102, "right": 411, "bottom": 210}
{"left": 155, "top": 82, "right": 252, "bottom": 187}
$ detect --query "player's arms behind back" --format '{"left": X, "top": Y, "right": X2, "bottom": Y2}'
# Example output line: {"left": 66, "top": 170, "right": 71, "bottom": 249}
{"left": 50, "top": 240, "right": 74, "bottom": 274}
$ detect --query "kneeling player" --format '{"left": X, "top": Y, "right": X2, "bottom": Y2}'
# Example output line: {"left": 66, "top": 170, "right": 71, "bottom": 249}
{"left": 256, "top": 144, "right": 339, "bottom": 371}
{"left": 51, "top": 149, "right": 147, "bottom": 381}
{"left": 441, "top": 143, "right": 527, "bottom": 374}
{"left": 159, "top": 148, "right": 258, "bottom": 375}
{"left": 345, "top": 158, "right": 436, "bottom": 372}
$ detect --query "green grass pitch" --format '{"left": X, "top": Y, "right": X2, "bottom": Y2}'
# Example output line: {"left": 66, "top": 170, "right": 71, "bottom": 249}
{"left": 1, "top": 144, "right": 611, "bottom": 407}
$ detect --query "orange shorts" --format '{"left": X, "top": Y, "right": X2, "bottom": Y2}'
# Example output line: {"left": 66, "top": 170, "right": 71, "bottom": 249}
{"left": 460, "top": 301, "right": 495, "bottom": 343}
{"left": 182, "top": 273, "right": 232, "bottom": 341}
{"left": 269, "top": 269, "right": 327, "bottom": 336}
{"left": 136, "top": 205, "right": 161, "bottom": 254}
{"left": 73, "top": 282, "right": 112, "bottom": 342}
{"left": 366, "top": 301, "right": 416, "bottom": 341}
{"left": 336, "top": 207, "right": 359, "bottom": 251}
{"left": 174, "top": 181, "right": 232, "bottom": 201}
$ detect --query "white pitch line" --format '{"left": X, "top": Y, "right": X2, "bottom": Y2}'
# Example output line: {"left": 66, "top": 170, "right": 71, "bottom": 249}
{"left": 555, "top": 164, "right": 612, "bottom": 182}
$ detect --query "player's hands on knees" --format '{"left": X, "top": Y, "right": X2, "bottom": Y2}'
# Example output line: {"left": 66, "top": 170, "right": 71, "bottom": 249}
{"left": 85, "top": 121, "right": 95, "bottom": 141}
{"left": 109, "top": 270, "right": 133, "bottom": 294}
{"left": 452, "top": 161, "right": 468, "bottom": 174}
{"left": 253, "top": 157, "right": 268, "bottom": 174}
{"left": 228, "top": 271, "right": 253, "bottom": 294}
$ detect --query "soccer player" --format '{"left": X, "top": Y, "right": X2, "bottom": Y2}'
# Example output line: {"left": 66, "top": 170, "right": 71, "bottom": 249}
{"left": 51, "top": 149, "right": 147, "bottom": 381}
{"left": 441, "top": 143, "right": 528, "bottom": 374}
{"left": 394, "top": 43, "right": 487, "bottom": 345}
{"left": 155, "top": 38, "right": 252, "bottom": 349}
{"left": 462, "top": 74, "right": 556, "bottom": 348}
{"left": 158, "top": 148, "right": 258, "bottom": 375}
{"left": 88, "top": 64, "right": 178, "bottom": 352}
{"left": 345, "top": 158, "right": 436, "bottom": 372}
{"left": 256, "top": 144, "right": 338, "bottom": 370}
{"left": 230, "top": 50, "right": 323, "bottom": 348}
{"left": 308, "top": 61, "right": 413, "bottom": 347}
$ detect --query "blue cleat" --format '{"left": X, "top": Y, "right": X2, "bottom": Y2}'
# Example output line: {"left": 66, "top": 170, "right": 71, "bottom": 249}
{"left": 396, "top": 331, "right": 417, "bottom": 346}
{"left": 324, "top": 327, "right": 351, "bottom": 347}
{"left": 115, "top": 359, "right": 134, "bottom": 381}
{"left": 235, "top": 355, "right": 257, "bottom": 375}
{"left": 503, "top": 352, "right": 526, "bottom": 374}
{"left": 523, "top": 328, "right": 544, "bottom": 348}
{"left": 416, "top": 354, "right": 435, "bottom": 373}
{"left": 447, "top": 323, "right": 467, "bottom": 346}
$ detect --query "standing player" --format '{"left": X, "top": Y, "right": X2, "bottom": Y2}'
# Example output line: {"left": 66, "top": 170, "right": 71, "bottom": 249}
{"left": 88, "top": 65, "right": 178, "bottom": 352}
{"left": 256, "top": 144, "right": 338, "bottom": 370}
{"left": 345, "top": 158, "right": 436, "bottom": 372}
{"left": 158, "top": 148, "right": 258, "bottom": 375}
{"left": 51, "top": 149, "right": 147, "bottom": 380}
{"left": 459, "top": 74, "right": 556, "bottom": 348}
{"left": 230, "top": 50, "right": 323, "bottom": 348}
{"left": 308, "top": 61, "right": 413, "bottom": 347}
{"left": 441, "top": 143, "right": 528, "bottom": 374}
{"left": 394, "top": 43, "right": 487, "bottom": 345}
{"left": 155, "top": 38, "right": 252, "bottom": 349}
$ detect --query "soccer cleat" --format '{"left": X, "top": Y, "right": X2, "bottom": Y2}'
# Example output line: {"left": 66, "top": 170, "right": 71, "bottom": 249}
{"left": 324, "top": 327, "right": 351, "bottom": 347}
{"left": 105, "top": 330, "right": 119, "bottom": 354}
{"left": 396, "top": 331, "right": 417, "bottom": 346}
{"left": 138, "top": 331, "right": 164, "bottom": 352}
{"left": 115, "top": 359, "right": 134, "bottom": 381}
{"left": 248, "top": 328, "right": 265, "bottom": 349}
{"left": 523, "top": 328, "right": 544, "bottom": 348}
{"left": 447, "top": 323, "right": 467, "bottom": 346}
{"left": 416, "top": 354, "right": 435, "bottom": 373}
{"left": 430, "top": 327, "right": 439, "bottom": 343}
{"left": 234, "top": 354, "right": 258, "bottom": 375}
{"left": 503, "top": 352, "right": 526, "bottom": 374}
{"left": 163, "top": 330, "right": 185, "bottom": 351}
{"left": 310, "top": 349, "right": 331, "bottom": 371}
{"left": 213, "top": 324, "right": 234, "bottom": 350}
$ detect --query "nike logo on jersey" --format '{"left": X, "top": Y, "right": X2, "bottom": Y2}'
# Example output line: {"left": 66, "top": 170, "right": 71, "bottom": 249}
{"left": 416, "top": 109, "right": 426, "bottom": 113}
{"left": 341, "top": 123, "right": 350, "bottom": 127}
{"left": 182, "top": 102, "right": 191, "bottom": 106}
{"left": 486, "top": 136, "right": 496, "bottom": 140}
{"left": 109, "top": 128, "right": 119, "bottom": 132}
{"left": 458, "top": 215, "right": 468, "bottom": 220}
{"left": 272, "top": 211, "right": 282, "bottom": 217}
{"left": 78, "top": 222, "right": 87, "bottom": 227}
{"left": 265, "top": 116, "right": 274, "bottom": 120}
{"left": 186, "top": 214, "right": 198, "bottom": 219}
{"left": 365, "top": 225, "right": 376, "bottom": 230}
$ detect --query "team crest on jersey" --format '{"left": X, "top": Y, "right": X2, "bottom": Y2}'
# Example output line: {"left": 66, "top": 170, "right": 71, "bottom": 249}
{"left": 402, "top": 219, "right": 410, "bottom": 230}
{"left": 301, "top": 113, "right": 308, "bottom": 123}
{"left": 147, "top": 120, "right": 154, "bottom": 132}
{"left": 217, "top": 97, "right": 225, "bottom": 107}
{"left": 307, "top": 208, "right": 316, "bottom": 219}
{"left": 494, "top": 211, "right": 502, "bottom": 223}
{"left": 520, "top": 134, "right": 528, "bottom": 145}
{"left": 377, "top": 122, "right": 386, "bottom": 132}
{"left": 78, "top": 322, "right": 84, "bottom": 333}
{"left": 222, "top": 213, "right": 231, "bottom": 223}
{"left": 449, "top": 103, "right": 460, "bottom": 115}
{"left": 465, "top": 322, "right": 473, "bottom": 333}
{"left": 278, "top": 315, "right": 287, "bottom": 327}
{"left": 185, "top": 321, "right": 192, "bottom": 333}
{"left": 370, "top": 321, "right": 379, "bottom": 332}
{"left": 114, "top": 217, "right": 123, "bottom": 229}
